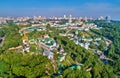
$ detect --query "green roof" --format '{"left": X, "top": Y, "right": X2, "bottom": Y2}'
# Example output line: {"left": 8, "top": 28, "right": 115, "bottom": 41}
{"left": 46, "top": 43, "right": 52, "bottom": 46}
{"left": 28, "top": 28, "right": 37, "bottom": 31}
{"left": 45, "top": 38, "right": 52, "bottom": 41}
{"left": 29, "top": 39, "right": 35, "bottom": 42}
{"left": 69, "top": 65, "right": 81, "bottom": 70}
{"left": 58, "top": 54, "right": 64, "bottom": 58}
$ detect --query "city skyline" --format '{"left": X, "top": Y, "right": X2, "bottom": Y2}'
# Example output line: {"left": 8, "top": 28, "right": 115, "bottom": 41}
{"left": 0, "top": 0, "right": 120, "bottom": 20}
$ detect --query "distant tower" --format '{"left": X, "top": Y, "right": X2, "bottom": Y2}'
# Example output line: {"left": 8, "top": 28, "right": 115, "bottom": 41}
{"left": 64, "top": 14, "right": 67, "bottom": 19}
{"left": 69, "top": 14, "right": 72, "bottom": 23}
{"left": 84, "top": 16, "right": 88, "bottom": 22}
{"left": 105, "top": 16, "right": 111, "bottom": 23}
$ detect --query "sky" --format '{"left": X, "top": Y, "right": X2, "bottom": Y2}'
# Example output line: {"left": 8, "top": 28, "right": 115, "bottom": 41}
{"left": 0, "top": 0, "right": 120, "bottom": 19}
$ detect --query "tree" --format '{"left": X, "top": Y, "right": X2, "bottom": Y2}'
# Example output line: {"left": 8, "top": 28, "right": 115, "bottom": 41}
{"left": 108, "top": 44, "right": 115, "bottom": 57}
{"left": 0, "top": 52, "right": 54, "bottom": 78}
{"left": 89, "top": 41, "right": 98, "bottom": 49}
{"left": 98, "top": 41, "right": 106, "bottom": 51}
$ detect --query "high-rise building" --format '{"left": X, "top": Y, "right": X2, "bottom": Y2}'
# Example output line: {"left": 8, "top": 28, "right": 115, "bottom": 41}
{"left": 105, "top": 16, "right": 111, "bottom": 22}
{"left": 63, "top": 14, "right": 67, "bottom": 19}
{"left": 84, "top": 16, "right": 88, "bottom": 22}
{"left": 69, "top": 14, "right": 72, "bottom": 23}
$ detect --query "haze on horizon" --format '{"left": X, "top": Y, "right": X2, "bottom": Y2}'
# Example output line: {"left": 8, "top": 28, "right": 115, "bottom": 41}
{"left": 0, "top": 0, "right": 120, "bottom": 20}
